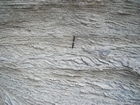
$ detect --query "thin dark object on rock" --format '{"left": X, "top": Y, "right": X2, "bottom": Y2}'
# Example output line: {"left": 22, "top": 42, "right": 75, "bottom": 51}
{"left": 73, "top": 35, "right": 75, "bottom": 42}
{"left": 72, "top": 36, "right": 75, "bottom": 48}
{"left": 72, "top": 42, "right": 74, "bottom": 48}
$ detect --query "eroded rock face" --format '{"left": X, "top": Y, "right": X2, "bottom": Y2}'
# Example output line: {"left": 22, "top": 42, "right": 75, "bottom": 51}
{"left": 0, "top": 0, "right": 140, "bottom": 105}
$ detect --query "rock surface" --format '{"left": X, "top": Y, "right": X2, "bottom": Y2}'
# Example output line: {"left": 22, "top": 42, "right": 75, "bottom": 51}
{"left": 0, "top": 0, "right": 140, "bottom": 105}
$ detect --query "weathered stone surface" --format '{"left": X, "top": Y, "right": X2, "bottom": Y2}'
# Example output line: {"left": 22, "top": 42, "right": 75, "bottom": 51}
{"left": 0, "top": 0, "right": 140, "bottom": 105}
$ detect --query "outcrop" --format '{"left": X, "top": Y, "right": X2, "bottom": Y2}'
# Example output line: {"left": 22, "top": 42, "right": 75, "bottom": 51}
{"left": 0, "top": 0, "right": 140, "bottom": 105}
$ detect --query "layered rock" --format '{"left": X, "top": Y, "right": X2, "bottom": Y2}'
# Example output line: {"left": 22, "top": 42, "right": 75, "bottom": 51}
{"left": 0, "top": 0, "right": 140, "bottom": 105}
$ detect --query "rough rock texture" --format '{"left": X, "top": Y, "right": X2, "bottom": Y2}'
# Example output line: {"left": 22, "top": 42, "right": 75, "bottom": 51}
{"left": 0, "top": 0, "right": 140, "bottom": 105}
